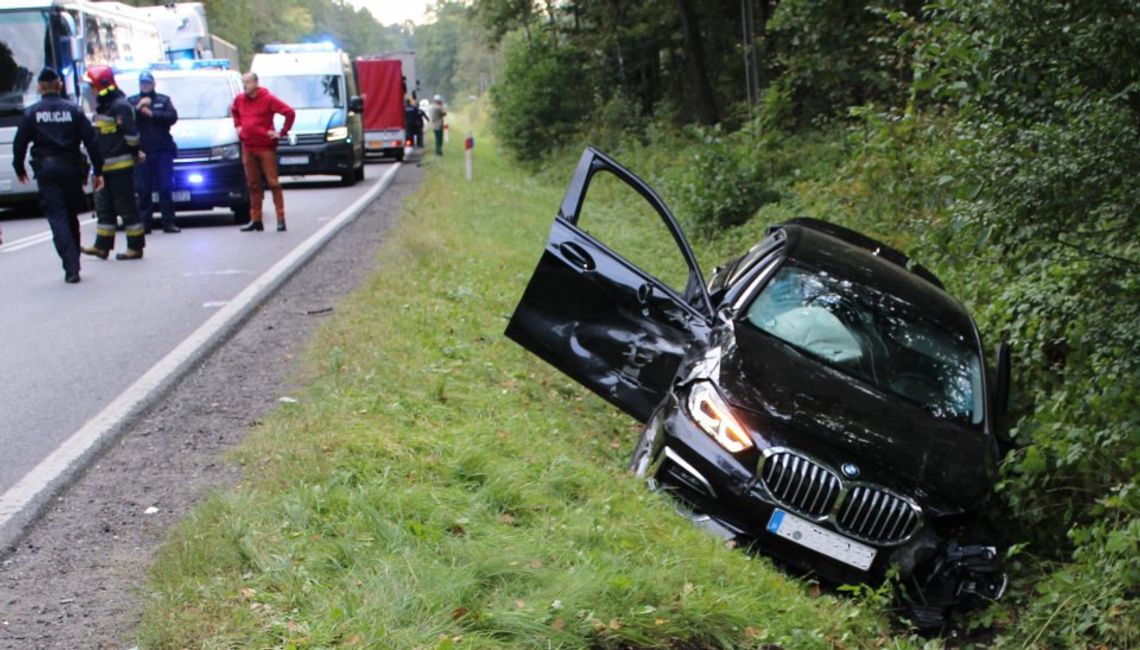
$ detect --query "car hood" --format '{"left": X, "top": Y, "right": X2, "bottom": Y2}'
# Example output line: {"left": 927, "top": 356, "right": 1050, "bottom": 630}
{"left": 274, "top": 108, "right": 341, "bottom": 134}
{"left": 171, "top": 118, "right": 239, "bottom": 148}
{"left": 718, "top": 322, "right": 997, "bottom": 510}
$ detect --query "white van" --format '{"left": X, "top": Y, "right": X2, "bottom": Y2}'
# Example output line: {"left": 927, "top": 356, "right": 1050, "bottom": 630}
{"left": 250, "top": 43, "right": 365, "bottom": 185}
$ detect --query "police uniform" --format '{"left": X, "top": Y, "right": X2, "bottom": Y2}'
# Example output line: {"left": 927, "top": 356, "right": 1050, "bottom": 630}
{"left": 83, "top": 65, "right": 145, "bottom": 260}
{"left": 129, "top": 70, "right": 179, "bottom": 233}
{"left": 12, "top": 67, "right": 104, "bottom": 283}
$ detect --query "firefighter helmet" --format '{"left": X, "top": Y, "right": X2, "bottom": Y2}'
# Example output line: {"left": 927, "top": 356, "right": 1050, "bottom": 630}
{"left": 86, "top": 65, "right": 117, "bottom": 93}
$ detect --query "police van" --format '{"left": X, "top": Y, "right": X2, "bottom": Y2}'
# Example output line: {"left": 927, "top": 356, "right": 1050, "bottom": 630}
{"left": 250, "top": 43, "right": 365, "bottom": 185}
{"left": 117, "top": 61, "right": 251, "bottom": 223}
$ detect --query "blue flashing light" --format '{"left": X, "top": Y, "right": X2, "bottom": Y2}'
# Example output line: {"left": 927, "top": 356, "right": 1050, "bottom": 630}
{"left": 188, "top": 173, "right": 204, "bottom": 184}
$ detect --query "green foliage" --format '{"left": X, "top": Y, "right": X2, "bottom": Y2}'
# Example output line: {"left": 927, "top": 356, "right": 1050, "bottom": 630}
{"left": 668, "top": 127, "right": 780, "bottom": 237}
{"left": 766, "top": 0, "right": 913, "bottom": 124}
{"left": 489, "top": 32, "right": 594, "bottom": 162}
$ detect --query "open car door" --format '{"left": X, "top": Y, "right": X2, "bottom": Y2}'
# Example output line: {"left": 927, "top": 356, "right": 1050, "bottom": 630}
{"left": 505, "top": 148, "right": 714, "bottom": 422}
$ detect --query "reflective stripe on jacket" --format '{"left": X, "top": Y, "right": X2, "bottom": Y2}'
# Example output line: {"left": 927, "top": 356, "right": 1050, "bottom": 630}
{"left": 94, "top": 90, "right": 139, "bottom": 174}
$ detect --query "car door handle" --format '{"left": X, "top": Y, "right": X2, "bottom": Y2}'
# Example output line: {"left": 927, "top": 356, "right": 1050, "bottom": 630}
{"left": 637, "top": 282, "right": 654, "bottom": 304}
{"left": 559, "top": 241, "right": 595, "bottom": 270}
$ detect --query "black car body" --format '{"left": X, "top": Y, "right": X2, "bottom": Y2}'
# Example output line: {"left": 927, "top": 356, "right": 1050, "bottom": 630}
{"left": 506, "top": 148, "right": 1011, "bottom": 626}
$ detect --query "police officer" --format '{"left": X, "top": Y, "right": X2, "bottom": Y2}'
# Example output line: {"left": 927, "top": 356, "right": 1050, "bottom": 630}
{"left": 404, "top": 97, "right": 426, "bottom": 149}
{"left": 12, "top": 67, "right": 105, "bottom": 284}
{"left": 81, "top": 65, "right": 145, "bottom": 261}
{"left": 129, "top": 70, "right": 180, "bottom": 234}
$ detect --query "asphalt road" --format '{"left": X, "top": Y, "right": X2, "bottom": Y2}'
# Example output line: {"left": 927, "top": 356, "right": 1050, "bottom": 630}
{"left": 0, "top": 166, "right": 391, "bottom": 499}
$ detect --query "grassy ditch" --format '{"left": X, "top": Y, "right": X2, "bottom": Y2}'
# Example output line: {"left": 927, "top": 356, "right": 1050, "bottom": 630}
{"left": 134, "top": 118, "right": 918, "bottom": 648}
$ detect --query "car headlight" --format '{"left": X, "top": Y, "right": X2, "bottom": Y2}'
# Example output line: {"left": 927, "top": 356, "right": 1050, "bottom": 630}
{"left": 326, "top": 126, "right": 349, "bottom": 141}
{"left": 210, "top": 144, "right": 240, "bottom": 160}
{"left": 686, "top": 382, "right": 753, "bottom": 453}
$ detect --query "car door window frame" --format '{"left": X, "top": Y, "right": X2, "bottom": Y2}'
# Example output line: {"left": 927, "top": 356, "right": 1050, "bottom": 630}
{"left": 557, "top": 147, "right": 715, "bottom": 322}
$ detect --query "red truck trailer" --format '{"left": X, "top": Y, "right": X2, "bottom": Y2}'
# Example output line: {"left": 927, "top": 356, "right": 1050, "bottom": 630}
{"left": 355, "top": 57, "right": 406, "bottom": 160}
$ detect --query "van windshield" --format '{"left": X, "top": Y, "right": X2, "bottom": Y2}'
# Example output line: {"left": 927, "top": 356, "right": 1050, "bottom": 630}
{"left": 0, "top": 10, "right": 52, "bottom": 119}
{"left": 118, "top": 75, "right": 234, "bottom": 119}
{"left": 259, "top": 74, "right": 341, "bottom": 109}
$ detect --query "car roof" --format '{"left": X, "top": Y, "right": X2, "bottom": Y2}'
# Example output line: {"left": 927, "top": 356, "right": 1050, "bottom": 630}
{"left": 251, "top": 51, "right": 344, "bottom": 76}
{"left": 779, "top": 224, "right": 977, "bottom": 336}
{"left": 149, "top": 66, "right": 237, "bottom": 75}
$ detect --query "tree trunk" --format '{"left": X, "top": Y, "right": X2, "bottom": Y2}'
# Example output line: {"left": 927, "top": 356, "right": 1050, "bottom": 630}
{"left": 675, "top": 0, "right": 719, "bottom": 125}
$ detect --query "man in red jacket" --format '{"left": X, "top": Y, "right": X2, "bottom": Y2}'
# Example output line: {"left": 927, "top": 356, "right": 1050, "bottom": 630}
{"left": 232, "top": 72, "right": 295, "bottom": 232}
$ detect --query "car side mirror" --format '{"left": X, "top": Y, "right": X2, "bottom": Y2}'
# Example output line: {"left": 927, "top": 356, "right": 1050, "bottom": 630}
{"left": 349, "top": 96, "right": 364, "bottom": 113}
{"left": 992, "top": 341, "right": 1014, "bottom": 445}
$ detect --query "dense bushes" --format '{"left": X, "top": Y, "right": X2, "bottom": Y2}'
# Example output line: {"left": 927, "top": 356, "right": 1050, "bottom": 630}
{"left": 489, "top": 32, "right": 594, "bottom": 163}
{"left": 481, "top": 0, "right": 1139, "bottom": 645}
{"left": 670, "top": 128, "right": 781, "bottom": 236}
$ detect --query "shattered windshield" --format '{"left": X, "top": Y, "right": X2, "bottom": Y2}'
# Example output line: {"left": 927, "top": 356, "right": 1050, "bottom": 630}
{"left": 744, "top": 264, "right": 984, "bottom": 425}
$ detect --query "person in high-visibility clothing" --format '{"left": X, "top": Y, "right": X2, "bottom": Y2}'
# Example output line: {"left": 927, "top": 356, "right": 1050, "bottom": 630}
{"left": 81, "top": 65, "right": 146, "bottom": 261}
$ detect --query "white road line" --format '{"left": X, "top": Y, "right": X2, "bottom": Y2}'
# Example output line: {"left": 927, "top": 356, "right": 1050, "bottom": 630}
{"left": 0, "top": 217, "right": 97, "bottom": 253}
{"left": 0, "top": 164, "right": 401, "bottom": 533}
{"left": 181, "top": 269, "right": 251, "bottom": 277}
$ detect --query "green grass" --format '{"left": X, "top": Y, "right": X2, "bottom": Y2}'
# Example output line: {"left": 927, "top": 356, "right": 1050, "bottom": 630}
{"left": 134, "top": 111, "right": 921, "bottom": 649}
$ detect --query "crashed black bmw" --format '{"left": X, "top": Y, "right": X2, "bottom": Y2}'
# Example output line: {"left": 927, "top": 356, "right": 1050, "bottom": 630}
{"left": 506, "top": 148, "right": 1011, "bottom": 626}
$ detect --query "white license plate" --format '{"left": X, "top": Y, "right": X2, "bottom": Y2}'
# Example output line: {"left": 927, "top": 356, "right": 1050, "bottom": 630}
{"left": 153, "top": 191, "right": 191, "bottom": 202}
{"left": 766, "top": 509, "right": 876, "bottom": 571}
{"left": 279, "top": 155, "right": 309, "bottom": 165}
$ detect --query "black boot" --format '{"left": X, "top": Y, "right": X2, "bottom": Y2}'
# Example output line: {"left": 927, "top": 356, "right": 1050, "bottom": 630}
{"left": 240, "top": 221, "right": 264, "bottom": 232}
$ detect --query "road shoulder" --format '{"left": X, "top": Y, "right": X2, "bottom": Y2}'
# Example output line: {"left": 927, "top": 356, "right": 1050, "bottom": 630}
{"left": 0, "top": 160, "right": 423, "bottom": 650}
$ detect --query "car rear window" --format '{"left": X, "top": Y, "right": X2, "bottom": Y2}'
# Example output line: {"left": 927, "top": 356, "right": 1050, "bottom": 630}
{"left": 743, "top": 264, "right": 984, "bottom": 425}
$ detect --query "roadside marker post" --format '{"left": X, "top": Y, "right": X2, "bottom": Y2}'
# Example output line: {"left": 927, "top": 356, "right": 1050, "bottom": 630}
{"left": 465, "top": 131, "right": 474, "bottom": 181}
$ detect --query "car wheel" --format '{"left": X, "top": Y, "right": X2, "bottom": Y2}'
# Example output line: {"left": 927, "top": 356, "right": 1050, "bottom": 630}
{"left": 629, "top": 408, "right": 665, "bottom": 479}
{"left": 354, "top": 164, "right": 365, "bottom": 181}
{"left": 232, "top": 204, "right": 251, "bottom": 224}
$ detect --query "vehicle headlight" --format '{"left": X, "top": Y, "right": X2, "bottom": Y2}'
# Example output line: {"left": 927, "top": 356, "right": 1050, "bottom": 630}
{"left": 686, "top": 382, "right": 753, "bottom": 453}
{"left": 210, "top": 144, "right": 240, "bottom": 160}
{"left": 326, "top": 126, "right": 349, "bottom": 141}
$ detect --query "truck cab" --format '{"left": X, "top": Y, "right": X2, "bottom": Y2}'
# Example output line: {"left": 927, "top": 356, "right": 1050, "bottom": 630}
{"left": 250, "top": 43, "right": 365, "bottom": 186}
{"left": 117, "top": 61, "right": 250, "bottom": 223}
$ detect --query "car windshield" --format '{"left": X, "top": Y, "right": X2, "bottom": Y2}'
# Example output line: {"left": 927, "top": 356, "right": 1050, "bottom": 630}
{"left": 118, "top": 75, "right": 233, "bottom": 119}
{"left": 0, "top": 10, "right": 52, "bottom": 119}
{"left": 258, "top": 74, "right": 341, "bottom": 109}
{"left": 743, "top": 264, "right": 984, "bottom": 425}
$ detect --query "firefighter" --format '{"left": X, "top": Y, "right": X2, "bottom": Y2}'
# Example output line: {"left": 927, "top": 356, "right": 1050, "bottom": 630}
{"left": 80, "top": 65, "right": 146, "bottom": 261}
{"left": 12, "top": 67, "right": 105, "bottom": 283}
{"left": 129, "top": 70, "right": 180, "bottom": 234}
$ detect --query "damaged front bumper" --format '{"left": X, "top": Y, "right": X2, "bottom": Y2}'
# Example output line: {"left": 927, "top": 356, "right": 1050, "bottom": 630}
{"left": 644, "top": 390, "right": 1008, "bottom": 627}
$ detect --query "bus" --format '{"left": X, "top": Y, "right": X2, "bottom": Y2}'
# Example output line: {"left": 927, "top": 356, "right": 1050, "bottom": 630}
{"left": 0, "top": 0, "right": 162, "bottom": 206}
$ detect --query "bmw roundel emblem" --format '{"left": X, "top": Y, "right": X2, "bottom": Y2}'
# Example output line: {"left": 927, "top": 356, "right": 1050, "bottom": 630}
{"left": 841, "top": 463, "right": 860, "bottom": 478}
